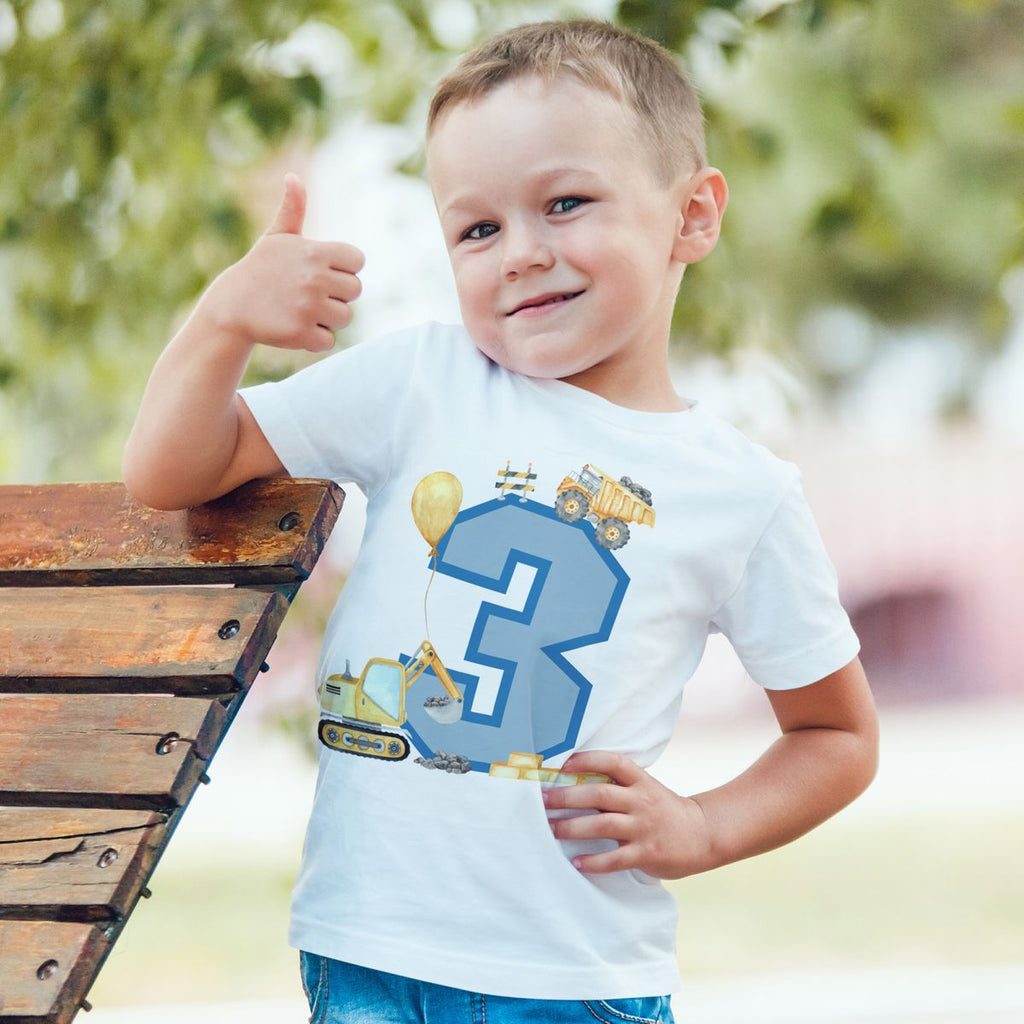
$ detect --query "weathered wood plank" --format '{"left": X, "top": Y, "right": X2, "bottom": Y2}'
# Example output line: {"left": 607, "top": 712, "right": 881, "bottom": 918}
{"left": 0, "top": 477, "right": 344, "bottom": 1022}
{"left": 0, "top": 808, "right": 164, "bottom": 844}
{"left": 0, "top": 586, "right": 288, "bottom": 695}
{"left": 0, "top": 809, "right": 167, "bottom": 921}
{"left": 0, "top": 920, "right": 107, "bottom": 1022}
{"left": 0, "top": 695, "right": 226, "bottom": 809}
{"left": 0, "top": 478, "right": 343, "bottom": 586}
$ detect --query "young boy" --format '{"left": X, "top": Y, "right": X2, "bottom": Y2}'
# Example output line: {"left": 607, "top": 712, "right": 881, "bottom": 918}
{"left": 124, "top": 19, "right": 877, "bottom": 1024}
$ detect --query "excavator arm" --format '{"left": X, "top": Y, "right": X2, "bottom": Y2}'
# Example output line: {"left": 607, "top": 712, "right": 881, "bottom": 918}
{"left": 403, "top": 640, "right": 463, "bottom": 703}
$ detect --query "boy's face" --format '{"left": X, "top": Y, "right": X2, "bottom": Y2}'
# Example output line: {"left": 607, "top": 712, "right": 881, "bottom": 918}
{"left": 427, "top": 76, "right": 698, "bottom": 402}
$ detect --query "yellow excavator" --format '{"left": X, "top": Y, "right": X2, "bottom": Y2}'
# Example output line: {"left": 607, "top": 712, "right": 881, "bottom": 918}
{"left": 317, "top": 641, "right": 464, "bottom": 762}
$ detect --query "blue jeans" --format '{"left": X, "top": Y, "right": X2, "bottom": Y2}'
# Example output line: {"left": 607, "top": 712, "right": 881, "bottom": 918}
{"left": 300, "top": 952, "right": 675, "bottom": 1024}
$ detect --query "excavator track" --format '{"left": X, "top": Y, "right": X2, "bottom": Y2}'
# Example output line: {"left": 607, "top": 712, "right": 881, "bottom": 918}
{"left": 318, "top": 718, "right": 410, "bottom": 761}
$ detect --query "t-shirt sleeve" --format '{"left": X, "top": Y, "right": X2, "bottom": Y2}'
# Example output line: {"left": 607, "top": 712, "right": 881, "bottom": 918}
{"left": 709, "top": 475, "right": 860, "bottom": 690}
{"left": 238, "top": 327, "right": 419, "bottom": 497}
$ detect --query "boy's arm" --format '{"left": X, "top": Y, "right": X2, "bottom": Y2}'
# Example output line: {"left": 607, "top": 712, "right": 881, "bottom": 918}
{"left": 122, "top": 312, "right": 283, "bottom": 510}
{"left": 545, "top": 656, "right": 878, "bottom": 879}
{"left": 123, "top": 175, "right": 363, "bottom": 510}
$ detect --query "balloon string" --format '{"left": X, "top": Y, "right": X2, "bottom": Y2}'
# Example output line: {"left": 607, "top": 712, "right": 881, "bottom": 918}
{"left": 423, "top": 548, "right": 438, "bottom": 642}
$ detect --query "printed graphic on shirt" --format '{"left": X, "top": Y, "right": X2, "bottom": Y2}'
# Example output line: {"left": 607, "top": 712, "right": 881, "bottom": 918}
{"left": 316, "top": 640, "right": 464, "bottom": 763}
{"left": 494, "top": 460, "right": 537, "bottom": 500}
{"left": 411, "top": 470, "right": 463, "bottom": 559}
{"left": 553, "top": 463, "right": 655, "bottom": 550}
{"left": 317, "top": 463, "right": 654, "bottom": 779}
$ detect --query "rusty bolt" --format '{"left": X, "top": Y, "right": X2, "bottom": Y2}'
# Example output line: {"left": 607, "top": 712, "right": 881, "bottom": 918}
{"left": 218, "top": 619, "right": 240, "bottom": 640}
{"left": 278, "top": 511, "right": 301, "bottom": 531}
{"left": 155, "top": 732, "right": 180, "bottom": 755}
{"left": 97, "top": 848, "right": 118, "bottom": 869}
{"left": 37, "top": 959, "right": 59, "bottom": 981}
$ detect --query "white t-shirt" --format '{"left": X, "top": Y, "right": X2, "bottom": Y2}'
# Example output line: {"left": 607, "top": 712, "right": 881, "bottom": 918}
{"left": 240, "top": 321, "right": 859, "bottom": 999}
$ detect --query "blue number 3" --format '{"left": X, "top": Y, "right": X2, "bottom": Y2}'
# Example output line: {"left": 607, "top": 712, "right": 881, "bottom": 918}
{"left": 403, "top": 498, "right": 628, "bottom": 770}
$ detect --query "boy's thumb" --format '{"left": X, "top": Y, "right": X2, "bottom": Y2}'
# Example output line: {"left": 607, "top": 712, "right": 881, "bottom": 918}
{"left": 265, "top": 173, "right": 306, "bottom": 236}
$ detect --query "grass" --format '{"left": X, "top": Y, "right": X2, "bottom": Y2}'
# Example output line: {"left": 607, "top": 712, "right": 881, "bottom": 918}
{"left": 88, "top": 813, "right": 1023, "bottom": 1007}
{"left": 670, "top": 813, "right": 1024, "bottom": 979}
{"left": 89, "top": 862, "right": 301, "bottom": 1007}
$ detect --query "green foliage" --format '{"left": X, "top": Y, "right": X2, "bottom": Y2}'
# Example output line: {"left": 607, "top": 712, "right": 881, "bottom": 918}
{"left": 624, "top": 0, "right": 1024, "bottom": 384}
{"left": 0, "top": 1, "right": 331, "bottom": 480}
{"left": 2, "top": 0, "right": 1022, "bottom": 481}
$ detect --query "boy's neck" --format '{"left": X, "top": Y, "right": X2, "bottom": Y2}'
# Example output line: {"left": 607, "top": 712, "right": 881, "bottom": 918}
{"left": 559, "top": 357, "right": 689, "bottom": 413}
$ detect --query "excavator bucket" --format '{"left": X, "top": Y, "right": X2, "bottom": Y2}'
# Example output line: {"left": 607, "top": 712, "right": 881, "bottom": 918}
{"left": 422, "top": 690, "right": 464, "bottom": 725}
{"left": 410, "top": 641, "right": 464, "bottom": 725}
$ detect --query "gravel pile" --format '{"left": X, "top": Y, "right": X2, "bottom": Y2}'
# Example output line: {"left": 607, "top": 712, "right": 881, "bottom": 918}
{"left": 619, "top": 475, "right": 653, "bottom": 506}
{"left": 423, "top": 695, "right": 452, "bottom": 709}
{"left": 414, "top": 751, "right": 473, "bottom": 774}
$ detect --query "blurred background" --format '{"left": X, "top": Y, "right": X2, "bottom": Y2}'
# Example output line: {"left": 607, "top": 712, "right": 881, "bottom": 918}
{"left": 2, "top": 0, "right": 1022, "bottom": 1021}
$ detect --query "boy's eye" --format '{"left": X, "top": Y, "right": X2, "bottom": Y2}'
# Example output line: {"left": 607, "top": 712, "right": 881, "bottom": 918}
{"left": 550, "top": 196, "right": 587, "bottom": 215}
{"left": 462, "top": 222, "right": 499, "bottom": 241}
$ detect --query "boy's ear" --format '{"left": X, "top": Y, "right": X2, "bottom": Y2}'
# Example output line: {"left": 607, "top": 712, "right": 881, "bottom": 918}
{"left": 672, "top": 168, "right": 728, "bottom": 265}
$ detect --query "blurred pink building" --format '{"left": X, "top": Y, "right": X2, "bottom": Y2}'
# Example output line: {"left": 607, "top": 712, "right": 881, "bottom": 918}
{"left": 792, "top": 428, "right": 1022, "bottom": 704}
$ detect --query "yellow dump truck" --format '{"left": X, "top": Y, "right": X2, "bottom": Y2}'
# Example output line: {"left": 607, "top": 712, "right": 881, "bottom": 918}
{"left": 554, "top": 464, "right": 654, "bottom": 550}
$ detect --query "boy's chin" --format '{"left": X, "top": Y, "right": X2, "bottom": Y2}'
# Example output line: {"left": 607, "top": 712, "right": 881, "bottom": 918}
{"left": 469, "top": 337, "right": 585, "bottom": 381}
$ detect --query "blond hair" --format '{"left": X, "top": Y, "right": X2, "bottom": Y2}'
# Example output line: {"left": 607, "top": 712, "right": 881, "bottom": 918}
{"left": 427, "top": 19, "right": 706, "bottom": 183}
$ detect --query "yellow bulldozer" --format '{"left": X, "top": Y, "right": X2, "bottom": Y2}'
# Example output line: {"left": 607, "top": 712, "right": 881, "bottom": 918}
{"left": 554, "top": 464, "right": 655, "bottom": 550}
{"left": 317, "top": 641, "right": 464, "bottom": 762}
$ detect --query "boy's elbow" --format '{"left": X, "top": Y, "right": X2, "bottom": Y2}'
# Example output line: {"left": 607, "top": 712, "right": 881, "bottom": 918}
{"left": 843, "top": 689, "right": 880, "bottom": 806}
{"left": 122, "top": 446, "right": 192, "bottom": 511}
{"left": 858, "top": 710, "right": 880, "bottom": 796}
{"left": 122, "top": 476, "right": 184, "bottom": 513}
{"left": 855, "top": 673, "right": 881, "bottom": 792}
{"left": 848, "top": 731, "right": 879, "bottom": 807}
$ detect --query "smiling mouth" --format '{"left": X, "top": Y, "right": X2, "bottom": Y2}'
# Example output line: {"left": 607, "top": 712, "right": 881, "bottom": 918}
{"left": 507, "top": 291, "right": 584, "bottom": 316}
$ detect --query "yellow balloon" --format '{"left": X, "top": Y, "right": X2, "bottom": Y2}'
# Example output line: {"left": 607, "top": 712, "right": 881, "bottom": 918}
{"left": 411, "top": 472, "right": 463, "bottom": 552}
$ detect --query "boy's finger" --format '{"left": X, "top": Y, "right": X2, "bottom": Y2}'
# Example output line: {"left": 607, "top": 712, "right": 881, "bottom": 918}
{"left": 570, "top": 848, "right": 629, "bottom": 875}
{"left": 325, "top": 242, "right": 367, "bottom": 275}
{"left": 307, "top": 324, "right": 337, "bottom": 351}
{"left": 560, "top": 750, "right": 644, "bottom": 785}
{"left": 550, "top": 809, "right": 631, "bottom": 843}
{"left": 266, "top": 172, "right": 307, "bottom": 236}
{"left": 543, "top": 776, "right": 635, "bottom": 813}
{"left": 328, "top": 274, "right": 362, "bottom": 305}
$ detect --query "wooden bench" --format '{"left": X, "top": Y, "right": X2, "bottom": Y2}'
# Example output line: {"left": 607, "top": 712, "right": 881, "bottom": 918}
{"left": 0, "top": 478, "right": 343, "bottom": 1024}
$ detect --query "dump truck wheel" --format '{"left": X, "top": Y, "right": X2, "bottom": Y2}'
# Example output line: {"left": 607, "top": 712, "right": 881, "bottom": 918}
{"left": 555, "top": 489, "right": 589, "bottom": 523}
{"left": 596, "top": 518, "right": 629, "bottom": 550}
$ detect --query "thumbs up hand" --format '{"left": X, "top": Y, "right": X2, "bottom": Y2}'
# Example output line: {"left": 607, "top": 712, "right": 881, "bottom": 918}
{"left": 265, "top": 171, "right": 308, "bottom": 236}
{"left": 210, "top": 174, "right": 365, "bottom": 353}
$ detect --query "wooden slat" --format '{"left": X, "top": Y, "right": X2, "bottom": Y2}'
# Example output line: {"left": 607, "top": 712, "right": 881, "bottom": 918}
{"left": 0, "top": 586, "right": 289, "bottom": 695}
{"left": 0, "top": 809, "right": 167, "bottom": 921}
{"left": 0, "top": 478, "right": 343, "bottom": 586}
{"left": 0, "top": 477, "right": 344, "bottom": 1023}
{"left": 0, "top": 808, "right": 165, "bottom": 844}
{"left": 0, "top": 695, "right": 226, "bottom": 809}
{"left": 0, "top": 920, "right": 108, "bottom": 1022}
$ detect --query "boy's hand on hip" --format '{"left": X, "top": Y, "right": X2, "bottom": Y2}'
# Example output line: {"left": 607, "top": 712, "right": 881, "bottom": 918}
{"left": 209, "top": 173, "right": 365, "bottom": 353}
{"left": 544, "top": 751, "right": 714, "bottom": 880}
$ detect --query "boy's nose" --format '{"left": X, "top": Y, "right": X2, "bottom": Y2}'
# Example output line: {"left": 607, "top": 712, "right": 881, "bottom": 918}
{"left": 501, "top": 227, "right": 555, "bottom": 280}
